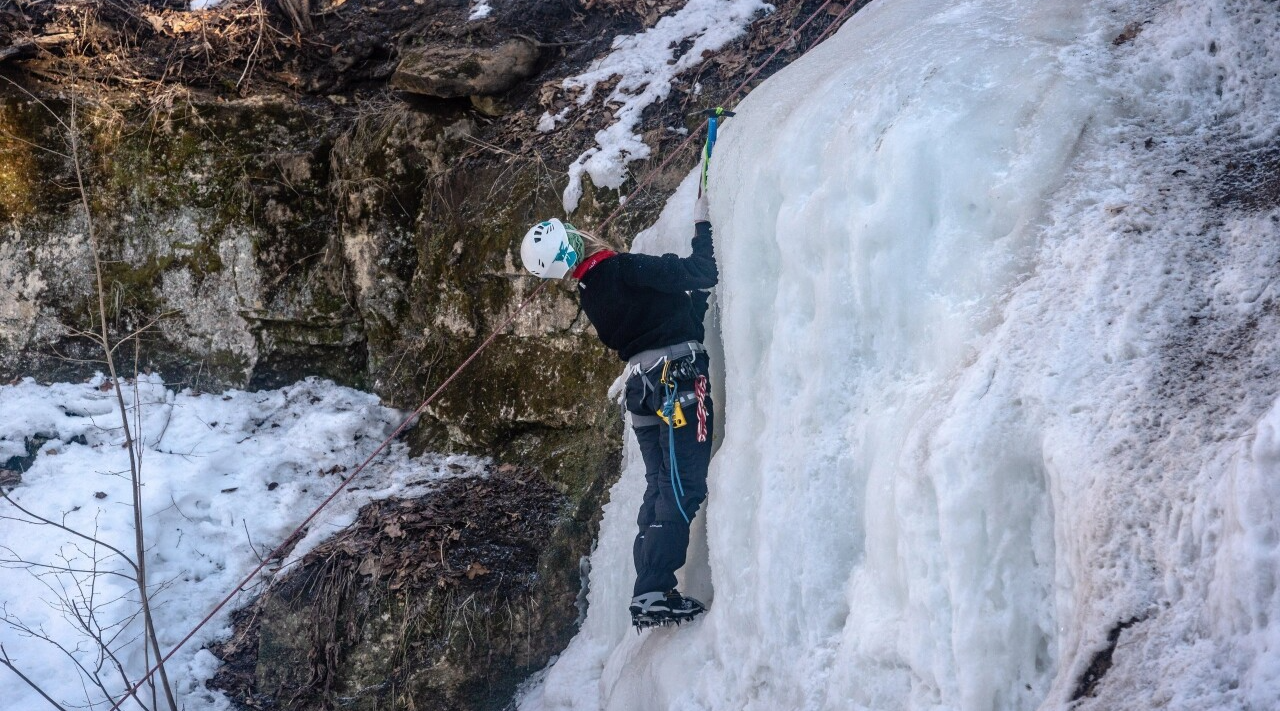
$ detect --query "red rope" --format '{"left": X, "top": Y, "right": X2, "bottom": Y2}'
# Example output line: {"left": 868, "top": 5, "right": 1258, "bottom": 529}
{"left": 105, "top": 281, "right": 550, "bottom": 710}
{"left": 105, "top": 2, "right": 858, "bottom": 708}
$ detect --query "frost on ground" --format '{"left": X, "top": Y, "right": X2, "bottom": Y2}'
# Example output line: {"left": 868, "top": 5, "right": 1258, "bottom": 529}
{"left": 524, "top": 0, "right": 1280, "bottom": 709}
{"left": 470, "top": 0, "right": 494, "bottom": 21}
{"left": 0, "top": 375, "right": 484, "bottom": 710}
{"left": 549, "top": 0, "right": 770, "bottom": 213}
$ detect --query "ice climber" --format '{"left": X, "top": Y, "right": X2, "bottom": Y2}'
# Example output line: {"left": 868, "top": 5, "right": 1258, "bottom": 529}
{"left": 519, "top": 195, "right": 717, "bottom": 629}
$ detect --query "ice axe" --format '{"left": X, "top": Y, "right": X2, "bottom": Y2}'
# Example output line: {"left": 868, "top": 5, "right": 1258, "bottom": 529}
{"left": 698, "top": 107, "right": 735, "bottom": 197}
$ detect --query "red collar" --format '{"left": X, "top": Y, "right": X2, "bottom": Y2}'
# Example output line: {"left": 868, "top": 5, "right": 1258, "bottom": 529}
{"left": 572, "top": 250, "right": 616, "bottom": 280}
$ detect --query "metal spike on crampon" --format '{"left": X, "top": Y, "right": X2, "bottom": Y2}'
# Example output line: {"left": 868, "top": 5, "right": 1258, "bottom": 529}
{"left": 631, "top": 611, "right": 702, "bottom": 632}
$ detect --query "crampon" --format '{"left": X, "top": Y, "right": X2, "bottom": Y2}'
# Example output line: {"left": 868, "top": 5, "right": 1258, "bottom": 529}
{"left": 630, "top": 590, "right": 706, "bottom": 631}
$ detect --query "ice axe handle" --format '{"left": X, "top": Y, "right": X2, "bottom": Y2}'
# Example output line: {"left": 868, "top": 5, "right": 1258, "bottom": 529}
{"left": 701, "top": 109, "right": 736, "bottom": 151}
{"left": 698, "top": 108, "right": 735, "bottom": 197}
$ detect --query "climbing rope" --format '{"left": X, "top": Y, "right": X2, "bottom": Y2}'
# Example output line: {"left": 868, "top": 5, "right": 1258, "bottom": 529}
{"left": 105, "top": 2, "right": 858, "bottom": 708}
{"left": 660, "top": 364, "right": 692, "bottom": 523}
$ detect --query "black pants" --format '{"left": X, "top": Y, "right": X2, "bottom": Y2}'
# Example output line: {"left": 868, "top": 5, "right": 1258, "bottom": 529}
{"left": 625, "top": 353, "right": 714, "bottom": 597}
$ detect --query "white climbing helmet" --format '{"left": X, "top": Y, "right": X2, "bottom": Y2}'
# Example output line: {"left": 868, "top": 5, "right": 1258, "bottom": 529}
{"left": 520, "top": 218, "right": 581, "bottom": 279}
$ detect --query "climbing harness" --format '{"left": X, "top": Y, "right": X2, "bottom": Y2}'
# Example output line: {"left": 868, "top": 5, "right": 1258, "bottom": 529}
{"left": 107, "top": 2, "right": 859, "bottom": 706}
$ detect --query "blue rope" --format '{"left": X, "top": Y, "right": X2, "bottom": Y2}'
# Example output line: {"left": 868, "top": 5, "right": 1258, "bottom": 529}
{"left": 662, "top": 379, "right": 690, "bottom": 523}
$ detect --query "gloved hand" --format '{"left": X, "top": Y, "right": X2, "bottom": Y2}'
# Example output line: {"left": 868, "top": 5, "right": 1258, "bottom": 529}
{"left": 693, "top": 193, "right": 710, "bottom": 223}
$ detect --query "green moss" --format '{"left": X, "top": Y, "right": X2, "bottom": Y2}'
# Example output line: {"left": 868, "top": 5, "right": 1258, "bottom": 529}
{"left": 97, "top": 254, "right": 174, "bottom": 317}
{"left": 0, "top": 106, "right": 37, "bottom": 221}
{"left": 0, "top": 95, "right": 78, "bottom": 221}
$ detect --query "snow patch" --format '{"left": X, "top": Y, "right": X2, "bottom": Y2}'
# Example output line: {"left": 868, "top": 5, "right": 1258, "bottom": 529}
{"left": 470, "top": 0, "right": 494, "bottom": 21}
{"left": 557, "top": 0, "right": 770, "bottom": 212}
{"left": 0, "top": 376, "right": 484, "bottom": 710}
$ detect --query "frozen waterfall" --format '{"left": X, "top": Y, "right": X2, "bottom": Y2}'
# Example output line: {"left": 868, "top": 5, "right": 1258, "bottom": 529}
{"left": 523, "top": 0, "right": 1280, "bottom": 709}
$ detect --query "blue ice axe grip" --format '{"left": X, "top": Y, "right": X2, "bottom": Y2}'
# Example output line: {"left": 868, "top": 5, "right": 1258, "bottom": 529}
{"left": 699, "top": 107, "right": 735, "bottom": 195}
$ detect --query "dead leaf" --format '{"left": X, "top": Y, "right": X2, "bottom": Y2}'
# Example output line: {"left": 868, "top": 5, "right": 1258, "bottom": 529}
{"left": 357, "top": 556, "right": 380, "bottom": 576}
{"left": 45, "top": 448, "right": 59, "bottom": 456}
{"left": 94, "top": 491, "right": 107, "bottom": 499}
{"left": 384, "top": 522, "right": 405, "bottom": 539}
{"left": 465, "top": 562, "right": 489, "bottom": 580}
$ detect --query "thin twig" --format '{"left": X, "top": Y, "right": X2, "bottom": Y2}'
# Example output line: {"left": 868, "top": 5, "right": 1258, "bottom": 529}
{"left": 236, "top": 0, "right": 266, "bottom": 91}
{"left": 0, "top": 644, "right": 69, "bottom": 711}
{"left": 0, "top": 493, "right": 138, "bottom": 573}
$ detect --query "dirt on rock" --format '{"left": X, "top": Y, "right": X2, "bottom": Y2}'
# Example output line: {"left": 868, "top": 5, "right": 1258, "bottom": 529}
{"left": 209, "top": 465, "right": 575, "bottom": 711}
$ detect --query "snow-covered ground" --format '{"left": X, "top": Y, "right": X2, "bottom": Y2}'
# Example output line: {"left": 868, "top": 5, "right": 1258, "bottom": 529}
{"left": 524, "top": 0, "right": 1280, "bottom": 709}
{"left": 0, "top": 376, "right": 484, "bottom": 710}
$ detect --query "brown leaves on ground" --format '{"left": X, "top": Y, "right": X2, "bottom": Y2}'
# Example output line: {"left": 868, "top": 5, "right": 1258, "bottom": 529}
{"left": 300, "top": 463, "right": 563, "bottom": 596}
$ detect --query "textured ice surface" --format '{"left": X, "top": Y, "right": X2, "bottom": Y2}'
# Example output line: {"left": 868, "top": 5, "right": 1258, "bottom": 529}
{"left": 524, "top": 0, "right": 1280, "bottom": 709}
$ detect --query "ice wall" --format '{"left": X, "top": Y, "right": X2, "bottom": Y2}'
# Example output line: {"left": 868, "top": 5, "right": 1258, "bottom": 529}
{"left": 525, "top": 0, "right": 1280, "bottom": 709}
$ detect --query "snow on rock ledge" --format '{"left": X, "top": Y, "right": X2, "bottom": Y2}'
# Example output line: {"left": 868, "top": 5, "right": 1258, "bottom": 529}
{"left": 551, "top": 0, "right": 770, "bottom": 213}
{"left": 0, "top": 376, "right": 480, "bottom": 709}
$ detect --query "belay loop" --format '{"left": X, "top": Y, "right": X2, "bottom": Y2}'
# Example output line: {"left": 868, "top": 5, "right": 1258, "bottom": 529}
{"left": 662, "top": 368, "right": 691, "bottom": 523}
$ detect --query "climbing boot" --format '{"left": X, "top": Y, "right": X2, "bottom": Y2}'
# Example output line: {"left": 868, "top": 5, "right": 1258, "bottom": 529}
{"left": 630, "top": 589, "right": 706, "bottom": 630}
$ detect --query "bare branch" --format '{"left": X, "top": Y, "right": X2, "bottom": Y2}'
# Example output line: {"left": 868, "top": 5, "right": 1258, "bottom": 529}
{"left": 0, "top": 643, "right": 69, "bottom": 711}
{"left": 107, "top": 311, "right": 179, "bottom": 356}
{"left": 0, "top": 493, "right": 138, "bottom": 573}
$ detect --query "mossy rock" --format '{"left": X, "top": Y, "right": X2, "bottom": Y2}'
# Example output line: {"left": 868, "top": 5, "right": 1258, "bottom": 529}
{"left": 210, "top": 466, "right": 598, "bottom": 711}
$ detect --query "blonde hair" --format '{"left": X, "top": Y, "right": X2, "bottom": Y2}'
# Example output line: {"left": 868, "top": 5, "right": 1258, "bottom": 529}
{"left": 578, "top": 229, "right": 615, "bottom": 253}
{"left": 561, "top": 228, "right": 621, "bottom": 282}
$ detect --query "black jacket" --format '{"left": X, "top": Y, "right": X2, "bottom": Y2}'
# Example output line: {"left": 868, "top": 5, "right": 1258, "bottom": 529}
{"left": 577, "top": 221, "right": 718, "bottom": 361}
